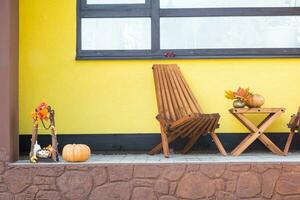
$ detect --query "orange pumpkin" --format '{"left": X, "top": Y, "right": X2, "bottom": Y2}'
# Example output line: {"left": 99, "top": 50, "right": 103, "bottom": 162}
{"left": 62, "top": 144, "right": 91, "bottom": 162}
{"left": 246, "top": 94, "right": 265, "bottom": 108}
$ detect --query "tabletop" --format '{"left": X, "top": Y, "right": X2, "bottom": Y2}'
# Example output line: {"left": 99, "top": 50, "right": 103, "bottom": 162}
{"left": 229, "top": 107, "right": 285, "bottom": 114}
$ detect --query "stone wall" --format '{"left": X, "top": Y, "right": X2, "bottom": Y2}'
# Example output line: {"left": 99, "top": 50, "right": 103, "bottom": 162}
{"left": 1, "top": 153, "right": 300, "bottom": 199}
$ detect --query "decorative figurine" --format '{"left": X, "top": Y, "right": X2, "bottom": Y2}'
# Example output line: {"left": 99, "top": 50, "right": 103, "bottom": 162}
{"left": 29, "top": 101, "right": 59, "bottom": 163}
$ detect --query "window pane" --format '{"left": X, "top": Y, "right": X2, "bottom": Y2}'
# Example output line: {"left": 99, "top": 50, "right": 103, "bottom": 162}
{"left": 81, "top": 18, "right": 151, "bottom": 50}
{"left": 160, "top": 0, "right": 300, "bottom": 8}
{"left": 87, "top": 0, "right": 145, "bottom": 4}
{"left": 160, "top": 16, "right": 300, "bottom": 49}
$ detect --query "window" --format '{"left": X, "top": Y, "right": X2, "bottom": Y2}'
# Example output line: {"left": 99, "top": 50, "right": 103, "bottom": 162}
{"left": 77, "top": 0, "right": 300, "bottom": 59}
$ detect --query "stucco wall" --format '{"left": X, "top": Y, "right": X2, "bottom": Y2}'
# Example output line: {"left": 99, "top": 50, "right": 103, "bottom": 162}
{"left": 19, "top": 0, "right": 300, "bottom": 134}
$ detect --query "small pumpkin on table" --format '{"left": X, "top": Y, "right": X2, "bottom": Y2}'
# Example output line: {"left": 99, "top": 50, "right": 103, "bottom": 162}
{"left": 225, "top": 87, "right": 265, "bottom": 108}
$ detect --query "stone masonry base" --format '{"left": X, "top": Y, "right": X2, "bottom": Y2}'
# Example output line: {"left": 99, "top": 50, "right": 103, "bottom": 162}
{"left": 1, "top": 154, "right": 300, "bottom": 199}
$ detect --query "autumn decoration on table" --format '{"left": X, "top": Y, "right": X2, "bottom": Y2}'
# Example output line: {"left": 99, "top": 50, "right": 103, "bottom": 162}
{"left": 62, "top": 144, "right": 91, "bottom": 162}
{"left": 246, "top": 94, "right": 265, "bottom": 108}
{"left": 29, "top": 101, "right": 59, "bottom": 163}
{"left": 225, "top": 87, "right": 265, "bottom": 108}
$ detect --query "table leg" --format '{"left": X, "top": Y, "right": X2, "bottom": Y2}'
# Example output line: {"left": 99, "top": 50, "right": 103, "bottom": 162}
{"left": 231, "top": 132, "right": 260, "bottom": 156}
{"left": 258, "top": 134, "right": 284, "bottom": 155}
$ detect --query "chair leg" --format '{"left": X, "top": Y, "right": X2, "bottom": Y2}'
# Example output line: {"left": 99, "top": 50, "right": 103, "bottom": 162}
{"left": 148, "top": 132, "right": 180, "bottom": 155}
{"left": 211, "top": 132, "right": 227, "bottom": 156}
{"left": 284, "top": 131, "right": 295, "bottom": 156}
{"left": 160, "top": 126, "right": 170, "bottom": 158}
{"left": 182, "top": 132, "right": 202, "bottom": 154}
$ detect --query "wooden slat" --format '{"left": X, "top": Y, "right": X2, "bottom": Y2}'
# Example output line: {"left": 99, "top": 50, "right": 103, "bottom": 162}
{"left": 206, "top": 116, "right": 219, "bottom": 134}
{"left": 157, "top": 67, "right": 171, "bottom": 120}
{"left": 289, "top": 115, "right": 298, "bottom": 130}
{"left": 211, "top": 132, "right": 227, "bottom": 156}
{"left": 231, "top": 113, "right": 258, "bottom": 132}
{"left": 154, "top": 65, "right": 170, "bottom": 121}
{"left": 160, "top": 124, "right": 170, "bottom": 157}
{"left": 231, "top": 132, "right": 260, "bottom": 156}
{"left": 148, "top": 131, "right": 180, "bottom": 155}
{"left": 257, "top": 113, "right": 275, "bottom": 128}
{"left": 173, "top": 65, "right": 204, "bottom": 114}
{"left": 153, "top": 66, "right": 165, "bottom": 120}
{"left": 284, "top": 131, "right": 295, "bottom": 155}
{"left": 209, "top": 114, "right": 221, "bottom": 133}
{"left": 230, "top": 108, "right": 285, "bottom": 114}
{"left": 182, "top": 116, "right": 207, "bottom": 138}
{"left": 163, "top": 65, "right": 183, "bottom": 119}
{"left": 149, "top": 119, "right": 196, "bottom": 155}
{"left": 169, "top": 118, "right": 195, "bottom": 133}
{"left": 171, "top": 66, "right": 200, "bottom": 114}
{"left": 169, "top": 115, "right": 192, "bottom": 130}
{"left": 169, "top": 66, "right": 198, "bottom": 115}
{"left": 182, "top": 116, "right": 213, "bottom": 154}
{"left": 258, "top": 111, "right": 283, "bottom": 133}
{"left": 158, "top": 65, "right": 176, "bottom": 122}
{"left": 258, "top": 134, "right": 284, "bottom": 155}
{"left": 167, "top": 65, "right": 192, "bottom": 116}
{"left": 189, "top": 115, "right": 215, "bottom": 138}
{"left": 156, "top": 114, "right": 170, "bottom": 127}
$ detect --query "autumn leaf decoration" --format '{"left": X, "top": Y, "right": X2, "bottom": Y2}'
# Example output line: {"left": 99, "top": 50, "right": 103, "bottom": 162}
{"left": 225, "top": 87, "right": 251, "bottom": 102}
{"left": 31, "top": 101, "right": 50, "bottom": 122}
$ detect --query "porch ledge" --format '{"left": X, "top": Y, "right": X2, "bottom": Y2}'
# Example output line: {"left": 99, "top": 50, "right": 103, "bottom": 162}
{"left": 11, "top": 152, "right": 300, "bottom": 166}
{"left": 3, "top": 151, "right": 300, "bottom": 199}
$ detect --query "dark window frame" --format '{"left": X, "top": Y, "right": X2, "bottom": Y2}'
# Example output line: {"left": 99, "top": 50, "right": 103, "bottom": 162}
{"left": 76, "top": 0, "right": 300, "bottom": 60}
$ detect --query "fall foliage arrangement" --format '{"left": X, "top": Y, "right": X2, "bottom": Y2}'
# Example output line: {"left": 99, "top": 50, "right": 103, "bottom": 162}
{"left": 30, "top": 101, "right": 59, "bottom": 163}
{"left": 225, "top": 87, "right": 265, "bottom": 108}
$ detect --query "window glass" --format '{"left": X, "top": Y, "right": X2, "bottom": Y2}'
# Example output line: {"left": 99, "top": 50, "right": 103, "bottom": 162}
{"left": 87, "top": 0, "right": 145, "bottom": 4}
{"left": 81, "top": 18, "right": 151, "bottom": 50}
{"left": 160, "top": 16, "right": 300, "bottom": 49}
{"left": 160, "top": 0, "right": 300, "bottom": 8}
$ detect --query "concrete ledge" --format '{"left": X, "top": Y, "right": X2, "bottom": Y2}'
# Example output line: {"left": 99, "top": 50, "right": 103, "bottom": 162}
{"left": 13, "top": 152, "right": 300, "bottom": 165}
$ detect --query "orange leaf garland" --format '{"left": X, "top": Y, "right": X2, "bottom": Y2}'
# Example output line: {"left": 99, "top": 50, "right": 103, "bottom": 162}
{"left": 31, "top": 101, "right": 50, "bottom": 121}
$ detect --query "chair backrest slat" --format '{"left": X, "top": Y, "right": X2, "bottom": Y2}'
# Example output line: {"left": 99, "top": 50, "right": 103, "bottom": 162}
{"left": 163, "top": 67, "right": 185, "bottom": 119}
{"left": 164, "top": 66, "right": 187, "bottom": 118}
{"left": 153, "top": 66, "right": 166, "bottom": 120}
{"left": 158, "top": 65, "right": 176, "bottom": 121}
{"left": 153, "top": 64, "right": 204, "bottom": 122}
{"left": 169, "top": 66, "right": 199, "bottom": 115}
{"left": 167, "top": 66, "right": 191, "bottom": 117}
{"left": 173, "top": 65, "right": 204, "bottom": 114}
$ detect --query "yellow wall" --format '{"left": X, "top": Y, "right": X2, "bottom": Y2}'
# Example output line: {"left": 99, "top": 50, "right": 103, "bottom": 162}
{"left": 19, "top": 0, "right": 300, "bottom": 135}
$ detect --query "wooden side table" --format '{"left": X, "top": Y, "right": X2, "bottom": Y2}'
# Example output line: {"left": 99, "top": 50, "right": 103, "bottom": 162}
{"left": 229, "top": 108, "right": 285, "bottom": 156}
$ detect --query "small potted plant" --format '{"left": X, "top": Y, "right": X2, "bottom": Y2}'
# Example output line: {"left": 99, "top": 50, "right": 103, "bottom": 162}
{"left": 225, "top": 87, "right": 251, "bottom": 108}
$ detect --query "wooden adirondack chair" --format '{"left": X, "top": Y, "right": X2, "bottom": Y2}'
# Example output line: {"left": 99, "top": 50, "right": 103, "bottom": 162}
{"left": 284, "top": 107, "right": 300, "bottom": 155}
{"left": 149, "top": 64, "right": 227, "bottom": 157}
